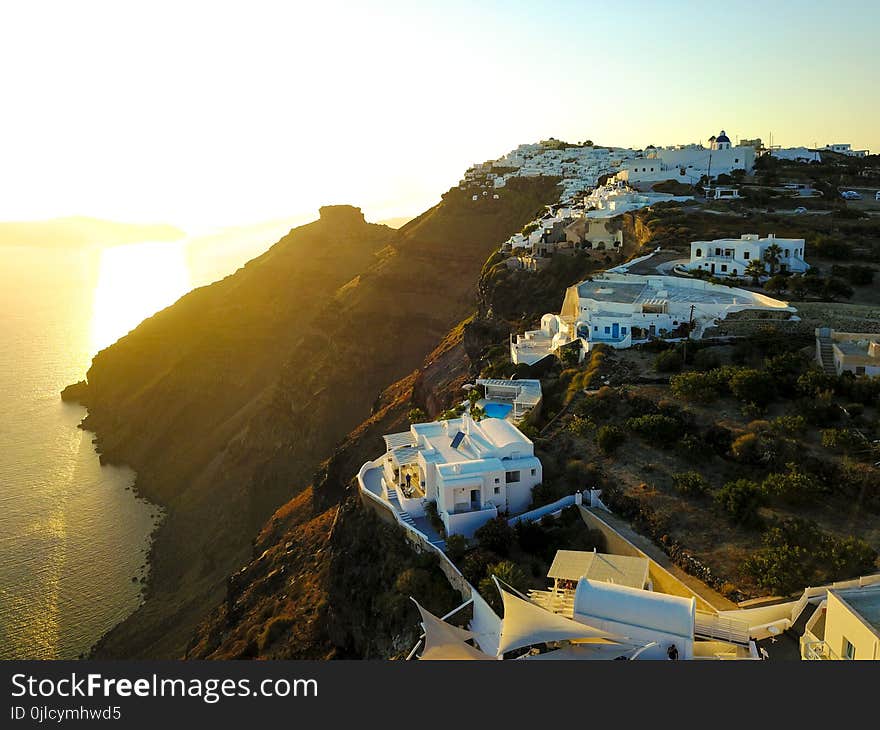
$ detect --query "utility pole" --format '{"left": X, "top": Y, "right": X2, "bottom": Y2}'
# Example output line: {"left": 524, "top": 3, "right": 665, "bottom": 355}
{"left": 682, "top": 304, "right": 696, "bottom": 364}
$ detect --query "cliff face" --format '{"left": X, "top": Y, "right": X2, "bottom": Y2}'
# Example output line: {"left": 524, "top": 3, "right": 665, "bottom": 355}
{"left": 72, "top": 178, "right": 561, "bottom": 658}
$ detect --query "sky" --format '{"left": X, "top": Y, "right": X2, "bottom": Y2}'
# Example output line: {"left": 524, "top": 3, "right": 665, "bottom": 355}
{"left": 1, "top": 0, "right": 878, "bottom": 230}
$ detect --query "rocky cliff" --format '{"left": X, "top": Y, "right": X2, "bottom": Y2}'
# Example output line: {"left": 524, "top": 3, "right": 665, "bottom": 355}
{"left": 68, "top": 178, "right": 561, "bottom": 658}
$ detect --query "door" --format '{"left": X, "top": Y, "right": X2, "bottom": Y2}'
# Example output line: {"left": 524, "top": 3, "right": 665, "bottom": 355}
{"left": 710, "top": 263, "right": 716, "bottom": 274}
{"left": 611, "top": 322, "right": 619, "bottom": 339}
{"left": 470, "top": 489, "right": 480, "bottom": 510}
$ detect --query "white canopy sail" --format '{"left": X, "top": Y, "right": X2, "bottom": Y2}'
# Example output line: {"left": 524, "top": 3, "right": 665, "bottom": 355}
{"left": 495, "top": 580, "right": 626, "bottom": 656}
{"left": 413, "top": 600, "right": 494, "bottom": 661}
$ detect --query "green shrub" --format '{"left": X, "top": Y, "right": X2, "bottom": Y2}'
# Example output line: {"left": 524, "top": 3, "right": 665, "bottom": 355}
{"left": 821, "top": 428, "right": 865, "bottom": 454}
{"left": 567, "top": 415, "right": 595, "bottom": 438}
{"left": 761, "top": 466, "right": 820, "bottom": 504}
{"left": 407, "top": 407, "right": 427, "bottom": 423}
{"left": 654, "top": 349, "right": 683, "bottom": 373}
{"left": 672, "top": 471, "right": 710, "bottom": 497}
{"left": 444, "top": 534, "right": 467, "bottom": 562}
{"left": 728, "top": 368, "right": 776, "bottom": 406}
{"left": 669, "top": 370, "right": 725, "bottom": 402}
{"left": 693, "top": 348, "right": 721, "bottom": 371}
{"left": 715, "top": 479, "right": 765, "bottom": 527}
{"left": 770, "top": 414, "right": 807, "bottom": 435}
{"left": 596, "top": 425, "right": 625, "bottom": 454}
{"left": 625, "top": 414, "right": 683, "bottom": 446}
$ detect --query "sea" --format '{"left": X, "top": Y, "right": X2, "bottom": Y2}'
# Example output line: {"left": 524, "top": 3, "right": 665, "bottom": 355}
{"left": 0, "top": 222, "right": 297, "bottom": 659}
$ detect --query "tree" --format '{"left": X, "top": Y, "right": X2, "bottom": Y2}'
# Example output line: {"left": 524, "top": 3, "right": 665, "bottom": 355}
{"left": 745, "top": 258, "right": 766, "bottom": 285}
{"left": 763, "top": 243, "right": 783, "bottom": 274}
{"left": 474, "top": 516, "right": 515, "bottom": 556}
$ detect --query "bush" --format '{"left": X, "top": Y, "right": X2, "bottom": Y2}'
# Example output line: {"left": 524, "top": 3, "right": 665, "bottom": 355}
{"left": 770, "top": 414, "right": 807, "bottom": 435}
{"left": 730, "top": 432, "right": 762, "bottom": 463}
{"left": 474, "top": 516, "right": 516, "bottom": 556}
{"left": 761, "top": 466, "right": 820, "bottom": 504}
{"left": 654, "top": 349, "right": 683, "bottom": 373}
{"left": 444, "top": 534, "right": 467, "bottom": 562}
{"left": 596, "top": 425, "right": 625, "bottom": 454}
{"left": 728, "top": 368, "right": 776, "bottom": 406}
{"left": 821, "top": 428, "right": 865, "bottom": 454}
{"left": 461, "top": 549, "right": 494, "bottom": 585}
{"left": 744, "top": 518, "right": 877, "bottom": 594}
{"left": 625, "top": 414, "right": 683, "bottom": 447}
{"left": 672, "top": 471, "right": 710, "bottom": 497}
{"left": 715, "top": 479, "right": 765, "bottom": 527}
{"left": 567, "top": 415, "right": 595, "bottom": 438}
{"left": 670, "top": 370, "right": 724, "bottom": 402}
{"left": 407, "top": 407, "right": 427, "bottom": 423}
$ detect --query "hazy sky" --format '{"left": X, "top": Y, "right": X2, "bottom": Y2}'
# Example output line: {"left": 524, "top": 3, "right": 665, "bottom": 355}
{"left": 2, "top": 0, "right": 877, "bottom": 229}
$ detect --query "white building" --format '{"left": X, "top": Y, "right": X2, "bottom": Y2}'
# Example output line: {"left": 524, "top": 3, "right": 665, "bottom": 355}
{"left": 817, "top": 328, "right": 880, "bottom": 378}
{"left": 614, "top": 131, "right": 756, "bottom": 189}
{"left": 510, "top": 272, "right": 794, "bottom": 362}
{"left": 770, "top": 147, "right": 822, "bottom": 163}
{"left": 823, "top": 143, "right": 870, "bottom": 158}
{"left": 380, "top": 415, "right": 542, "bottom": 537}
{"left": 801, "top": 583, "right": 880, "bottom": 660}
{"left": 687, "top": 233, "right": 809, "bottom": 278}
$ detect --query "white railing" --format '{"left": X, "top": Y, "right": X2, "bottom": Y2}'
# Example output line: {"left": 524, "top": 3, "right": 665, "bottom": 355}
{"left": 694, "top": 611, "right": 751, "bottom": 646}
{"left": 802, "top": 640, "right": 840, "bottom": 660}
{"left": 508, "top": 493, "right": 579, "bottom": 526}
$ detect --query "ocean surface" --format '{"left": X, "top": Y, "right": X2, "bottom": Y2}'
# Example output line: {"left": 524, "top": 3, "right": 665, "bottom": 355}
{"left": 0, "top": 224, "right": 294, "bottom": 659}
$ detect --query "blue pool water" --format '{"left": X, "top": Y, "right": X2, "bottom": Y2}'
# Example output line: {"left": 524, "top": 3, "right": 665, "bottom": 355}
{"left": 483, "top": 402, "right": 513, "bottom": 419}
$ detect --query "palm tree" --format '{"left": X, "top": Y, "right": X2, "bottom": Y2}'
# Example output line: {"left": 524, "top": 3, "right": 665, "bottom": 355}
{"left": 745, "top": 258, "right": 766, "bottom": 286}
{"left": 763, "top": 243, "right": 782, "bottom": 274}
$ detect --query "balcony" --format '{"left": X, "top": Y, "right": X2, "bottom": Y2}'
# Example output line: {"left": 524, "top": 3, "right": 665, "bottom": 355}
{"left": 802, "top": 640, "right": 840, "bottom": 660}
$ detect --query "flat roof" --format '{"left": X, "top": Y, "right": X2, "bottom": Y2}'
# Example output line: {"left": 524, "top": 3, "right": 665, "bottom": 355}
{"left": 577, "top": 278, "right": 754, "bottom": 307}
{"left": 548, "top": 550, "right": 649, "bottom": 590}
{"left": 836, "top": 587, "right": 880, "bottom": 633}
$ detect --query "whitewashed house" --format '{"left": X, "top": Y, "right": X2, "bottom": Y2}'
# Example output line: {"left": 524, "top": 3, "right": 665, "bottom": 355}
{"left": 687, "top": 233, "right": 808, "bottom": 278}
{"left": 511, "top": 272, "right": 794, "bottom": 362}
{"left": 380, "top": 415, "right": 542, "bottom": 537}
{"left": 823, "top": 143, "right": 869, "bottom": 158}
{"left": 817, "top": 329, "right": 880, "bottom": 378}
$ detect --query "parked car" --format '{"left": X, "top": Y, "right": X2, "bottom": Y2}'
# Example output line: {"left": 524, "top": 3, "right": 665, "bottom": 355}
{"left": 841, "top": 190, "right": 862, "bottom": 200}
{"left": 875, "top": 191, "right": 880, "bottom": 201}
{"left": 794, "top": 206, "right": 808, "bottom": 214}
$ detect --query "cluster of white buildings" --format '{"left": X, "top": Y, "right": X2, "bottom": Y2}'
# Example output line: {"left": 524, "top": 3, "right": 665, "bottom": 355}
{"left": 489, "top": 142, "right": 641, "bottom": 201}
{"left": 612, "top": 131, "right": 756, "bottom": 189}
{"left": 686, "top": 233, "right": 809, "bottom": 278}
{"left": 511, "top": 271, "right": 794, "bottom": 363}
{"left": 502, "top": 182, "right": 693, "bottom": 261}
{"left": 410, "top": 552, "right": 880, "bottom": 660}
{"left": 823, "top": 143, "right": 870, "bottom": 158}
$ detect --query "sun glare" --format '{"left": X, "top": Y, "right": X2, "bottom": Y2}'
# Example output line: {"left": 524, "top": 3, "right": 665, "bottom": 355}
{"left": 90, "top": 242, "right": 191, "bottom": 354}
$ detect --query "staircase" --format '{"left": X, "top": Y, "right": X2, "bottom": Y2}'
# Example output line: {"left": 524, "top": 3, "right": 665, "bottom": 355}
{"left": 694, "top": 611, "right": 751, "bottom": 647}
{"left": 817, "top": 335, "right": 836, "bottom": 376}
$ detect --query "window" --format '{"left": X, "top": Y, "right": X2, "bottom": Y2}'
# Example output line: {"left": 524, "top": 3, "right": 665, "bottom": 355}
{"left": 856, "top": 366, "right": 866, "bottom": 376}
{"left": 733, "top": 269, "right": 738, "bottom": 276}
{"left": 604, "top": 326, "right": 610, "bottom": 334}
{"left": 531, "top": 468, "right": 536, "bottom": 476}
{"left": 493, "top": 486, "right": 501, "bottom": 495}
{"left": 494, "top": 477, "right": 500, "bottom": 483}
{"left": 843, "top": 638, "right": 856, "bottom": 660}
{"left": 785, "top": 249, "right": 790, "bottom": 257}
{"left": 715, "top": 247, "right": 721, "bottom": 256}
{"left": 505, "top": 471, "right": 521, "bottom": 483}
{"left": 695, "top": 248, "right": 702, "bottom": 257}
{"left": 743, "top": 251, "right": 750, "bottom": 259}
{"left": 594, "top": 325, "right": 598, "bottom": 332}
{"left": 621, "top": 327, "right": 627, "bottom": 334}
{"left": 721, "top": 265, "right": 728, "bottom": 272}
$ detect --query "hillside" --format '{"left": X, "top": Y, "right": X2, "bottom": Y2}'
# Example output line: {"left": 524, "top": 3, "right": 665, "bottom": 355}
{"left": 65, "top": 178, "right": 561, "bottom": 658}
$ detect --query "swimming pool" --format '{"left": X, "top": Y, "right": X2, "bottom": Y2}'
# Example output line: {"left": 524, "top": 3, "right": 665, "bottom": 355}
{"left": 483, "top": 402, "right": 513, "bottom": 419}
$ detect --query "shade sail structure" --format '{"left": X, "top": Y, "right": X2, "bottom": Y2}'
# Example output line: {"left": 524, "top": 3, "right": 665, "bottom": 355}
{"left": 496, "top": 580, "right": 626, "bottom": 656}
{"left": 413, "top": 600, "right": 494, "bottom": 661}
